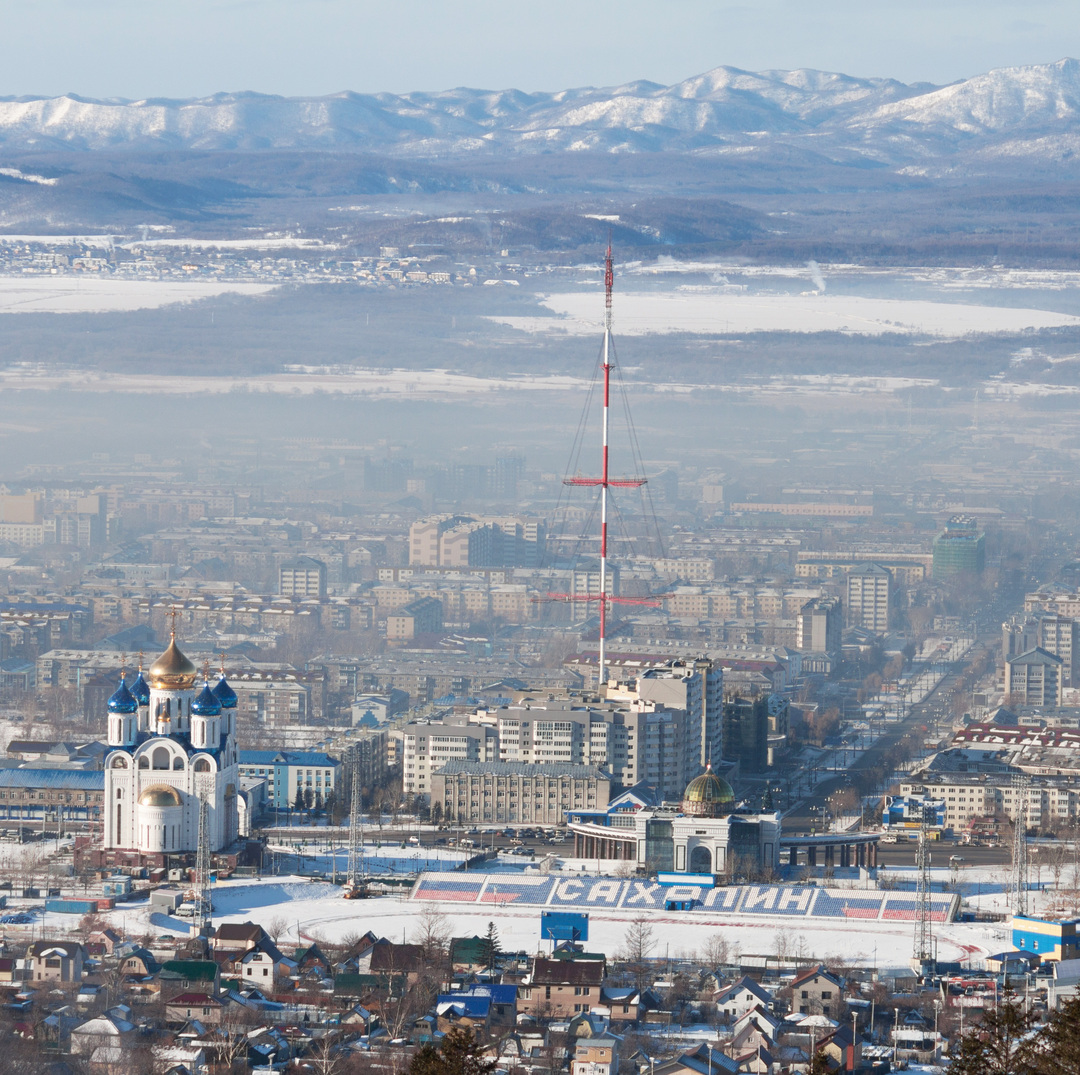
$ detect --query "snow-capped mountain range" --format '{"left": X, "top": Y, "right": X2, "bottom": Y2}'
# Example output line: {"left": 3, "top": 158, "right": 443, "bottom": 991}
{"left": 5, "top": 58, "right": 1080, "bottom": 171}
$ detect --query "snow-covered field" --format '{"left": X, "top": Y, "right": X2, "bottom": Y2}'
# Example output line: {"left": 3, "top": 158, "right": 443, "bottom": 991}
{"left": 0, "top": 365, "right": 590, "bottom": 399}
{"left": 0, "top": 276, "right": 273, "bottom": 314}
{"left": 487, "top": 290, "right": 1080, "bottom": 339}
{"left": 62, "top": 867, "right": 1008, "bottom": 971}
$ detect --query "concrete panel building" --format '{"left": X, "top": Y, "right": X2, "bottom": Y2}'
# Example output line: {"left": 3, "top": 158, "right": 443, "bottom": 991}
{"left": 846, "top": 563, "right": 891, "bottom": 634}
{"left": 1005, "top": 648, "right": 1064, "bottom": 706}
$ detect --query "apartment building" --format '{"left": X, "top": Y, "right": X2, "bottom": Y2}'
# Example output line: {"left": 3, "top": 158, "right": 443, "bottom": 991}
{"left": 900, "top": 773, "right": 1080, "bottom": 832}
{"left": 846, "top": 563, "right": 891, "bottom": 634}
{"left": 1005, "top": 648, "right": 1064, "bottom": 706}
{"left": 404, "top": 696, "right": 700, "bottom": 804}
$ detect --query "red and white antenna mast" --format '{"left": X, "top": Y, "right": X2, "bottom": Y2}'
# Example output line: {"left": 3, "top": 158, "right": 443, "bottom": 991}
{"left": 560, "top": 243, "right": 651, "bottom": 689}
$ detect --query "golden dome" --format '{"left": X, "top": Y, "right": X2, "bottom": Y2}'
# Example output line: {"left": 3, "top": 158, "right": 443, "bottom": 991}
{"left": 138, "top": 784, "right": 182, "bottom": 807}
{"left": 682, "top": 765, "right": 734, "bottom": 818}
{"left": 147, "top": 635, "right": 197, "bottom": 690}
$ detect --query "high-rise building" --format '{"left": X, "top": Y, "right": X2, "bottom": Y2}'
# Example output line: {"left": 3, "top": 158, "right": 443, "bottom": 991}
{"left": 932, "top": 515, "right": 985, "bottom": 578}
{"left": 846, "top": 563, "right": 891, "bottom": 634}
{"left": 1005, "top": 648, "right": 1064, "bottom": 706}
{"left": 796, "top": 595, "right": 842, "bottom": 655}
{"left": 1038, "top": 614, "right": 1078, "bottom": 687}
{"left": 279, "top": 555, "right": 327, "bottom": 598}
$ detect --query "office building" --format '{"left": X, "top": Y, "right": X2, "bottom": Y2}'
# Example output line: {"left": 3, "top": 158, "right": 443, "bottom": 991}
{"left": 932, "top": 515, "right": 985, "bottom": 578}
{"left": 796, "top": 596, "right": 842, "bottom": 656}
{"left": 431, "top": 760, "right": 610, "bottom": 825}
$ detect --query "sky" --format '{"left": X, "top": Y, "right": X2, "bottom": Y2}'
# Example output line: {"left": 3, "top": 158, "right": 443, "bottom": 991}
{"left": 1, "top": 0, "right": 1079, "bottom": 99}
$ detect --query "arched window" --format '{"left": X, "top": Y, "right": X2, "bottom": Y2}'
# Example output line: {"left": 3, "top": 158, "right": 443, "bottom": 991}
{"left": 172, "top": 757, "right": 184, "bottom": 771}
{"left": 193, "top": 758, "right": 212, "bottom": 773}
{"left": 151, "top": 746, "right": 170, "bottom": 771}
{"left": 138, "top": 756, "right": 150, "bottom": 770}
{"left": 111, "top": 756, "right": 128, "bottom": 769}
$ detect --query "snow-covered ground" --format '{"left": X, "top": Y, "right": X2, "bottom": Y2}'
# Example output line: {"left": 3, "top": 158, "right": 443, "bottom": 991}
{"left": 0, "top": 276, "right": 273, "bottom": 314}
{"left": 0, "top": 365, "right": 590, "bottom": 398}
{"left": 487, "top": 291, "right": 1080, "bottom": 339}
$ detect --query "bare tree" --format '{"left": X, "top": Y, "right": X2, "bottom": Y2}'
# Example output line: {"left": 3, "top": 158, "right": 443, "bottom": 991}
{"left": 412, "top": 903, "right": 451, "bottom": 964}
{"left": 622, "top": 916, "right": 656, "bottom": 992}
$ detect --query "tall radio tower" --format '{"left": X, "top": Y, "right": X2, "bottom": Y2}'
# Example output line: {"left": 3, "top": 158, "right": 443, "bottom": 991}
{"left": 1011, "top": 772, "right": 1031, "bottom": 917}
{"left": 343, "top": 749, "right": 365, "bottom": 899}
{"left": 913, "top": 801, "right": 934, "bottom": 972}
{"left": 548, "top": 244, "right": 661, "bottom": 688}
{"left": 192, "top": 794, "right": 212, "bottom": 938}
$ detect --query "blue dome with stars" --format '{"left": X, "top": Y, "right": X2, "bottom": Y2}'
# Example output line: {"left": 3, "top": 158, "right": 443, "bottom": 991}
{"left": 191, "top": 681, "right": 222, "bottom": 717}
{"left": 130, "top": 671, "right": 150, "bottom": 707}
{"left": 212, "top": 673, "right": 238, "bottom": 710}
{"left": 107, "top": 676, "right": 137, "bottom": 715}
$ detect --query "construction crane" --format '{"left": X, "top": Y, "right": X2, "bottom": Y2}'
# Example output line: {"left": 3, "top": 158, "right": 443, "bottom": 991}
{"left": 343, "top": 748, "right": 368, "bottom": 899}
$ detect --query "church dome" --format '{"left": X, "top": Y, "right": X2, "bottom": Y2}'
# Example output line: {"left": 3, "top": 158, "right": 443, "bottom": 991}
{"left": 138, "top": 784, "right": 182, "bottom": 807}
{"left": 681, "top": 765, "right": 734, "bottom": 818}
{"left": 107, "top": 676, "right": 137, "bottom": 715}
{"left": 147, "top": 635, "right": 197, "bottom": 690}
{"left": 192, "top": 681, "right": 222, "bottom": 717}
{"left": 130, "top": 671, "right": 151, "bottom": 707}
{"left": 212, "top": 673, "right": 238, "bottom": 709}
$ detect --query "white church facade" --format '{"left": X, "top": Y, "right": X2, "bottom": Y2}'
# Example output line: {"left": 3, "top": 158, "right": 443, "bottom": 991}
{"left": 102, "top": 631, "right": 240, "bottom": 859}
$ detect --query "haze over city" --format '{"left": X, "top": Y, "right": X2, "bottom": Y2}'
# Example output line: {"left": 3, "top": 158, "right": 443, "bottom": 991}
{"left": 2, "top": 5, "right": 1080, "bottom": 1075}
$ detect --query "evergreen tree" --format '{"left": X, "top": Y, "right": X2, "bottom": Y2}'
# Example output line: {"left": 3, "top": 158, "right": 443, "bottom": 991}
{"left": 948, "top": 999, "right": 1033, "bottom": 1075}
{"left": 481, "top": 921, "right": 501, "bottom": 970}
{"left": 1021, "top": 995, "right": 1080, "bottom": 1075}
{"left": 407, "top": 1027, "right": 496, "bottom": 1075}
{"left": 304, "top": 787, "right": 315, "bottom": 811}
{"left": 293, "top": 784, "right": 305, "bottom": 812}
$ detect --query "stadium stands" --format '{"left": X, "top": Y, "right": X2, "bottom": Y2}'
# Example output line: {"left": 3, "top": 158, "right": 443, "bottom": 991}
{"left": 410, "top": 872, "right": 959, "bottom": 923}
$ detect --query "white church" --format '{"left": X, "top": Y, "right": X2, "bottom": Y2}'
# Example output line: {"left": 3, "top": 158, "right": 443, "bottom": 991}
{"left": 103, "top": 630, "right": 240, "bottom": 859}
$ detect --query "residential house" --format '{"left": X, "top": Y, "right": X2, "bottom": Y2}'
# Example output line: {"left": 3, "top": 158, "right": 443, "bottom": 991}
{"left": 69, "top": 1009, "right": 136, "bottom": 1058}
{"left": 211, "top": 922, "right": 266, "bottom": 956}
{"left": 572, "top": 1038, "right": 619, "bottom": 1075}
{"left": 159, "top": 961, "right": 221, "bottom": 1000}
{"left": 787, "top": 966, "right": 844, "bottom": 1019}
{"left": 119, "top": 948, "right": 160, "bottom": 978}
{"left": 0, "top": 957, "right": 21, "bottom": 983}
{"left": 598, "top": 986, "right": 640, "bottom": 1023}
{"left": 522, "top": 957, "right": 606, "bottom": 1018}
{"left": 27, "top": 940, "right": 86, "bottom": 983}
{"left": 715, "top": 976, "right": 775, "bottom": 1022}
{"left": 239, "top": 941, "right": 297, "bottom": 988}
{"left": 725, "top": 1007, "right": 782, "bottom": 1068}
{"left": 165, "top": 993, "right": 227, "bottom": 1027}
{"left": 87, "top": 928, "right": 123, "bottom": 957}
{"left": 653, "top": 1043, "right": 739, "bottom": 1075}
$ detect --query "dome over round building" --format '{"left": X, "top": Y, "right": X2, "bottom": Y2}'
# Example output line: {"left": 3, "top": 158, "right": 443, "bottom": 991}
{"left": 681, "top": 764, "right": 734, "bottom": 818}
{"left": 138, "top": 784, "right": 182, "bottom": 807}
{"left": 147, "top": 634, "right": 197, "bottom": 690}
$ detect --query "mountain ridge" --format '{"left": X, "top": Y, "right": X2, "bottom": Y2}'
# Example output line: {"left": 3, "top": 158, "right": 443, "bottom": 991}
{"left": 0, "top": 59, "right": 1078, "bottom": 170}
